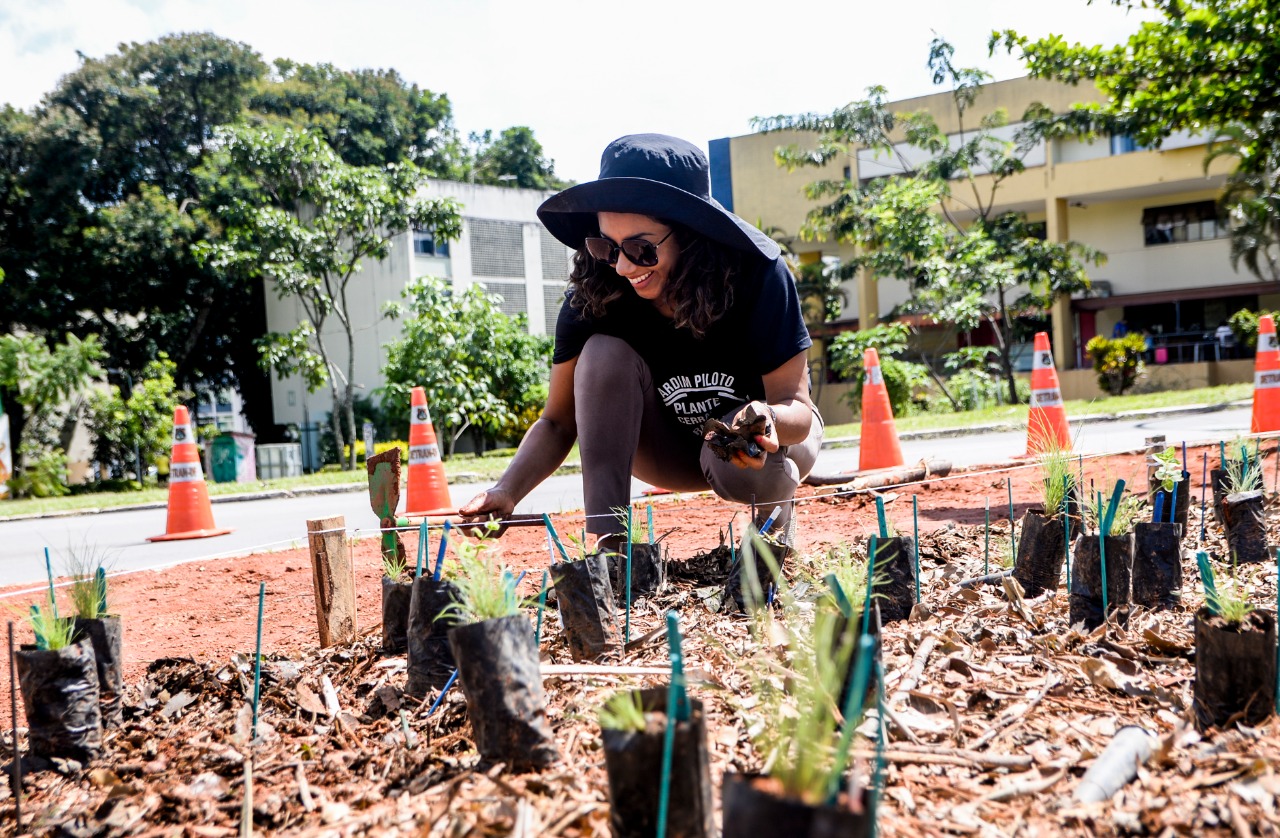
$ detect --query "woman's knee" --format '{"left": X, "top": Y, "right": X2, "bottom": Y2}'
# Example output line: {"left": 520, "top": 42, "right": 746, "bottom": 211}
{"left": 575, "top": 335, "right": 645, "bottom": 396}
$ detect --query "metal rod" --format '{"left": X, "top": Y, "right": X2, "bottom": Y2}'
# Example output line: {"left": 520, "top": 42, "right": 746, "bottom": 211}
{"left": 251, "top": 582, "right": 265, "bottom": 740}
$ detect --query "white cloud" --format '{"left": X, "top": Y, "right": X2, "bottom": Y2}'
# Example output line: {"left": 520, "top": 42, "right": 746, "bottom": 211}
{"left": 0, "top": 0, "right": 1158, "bottom": 183}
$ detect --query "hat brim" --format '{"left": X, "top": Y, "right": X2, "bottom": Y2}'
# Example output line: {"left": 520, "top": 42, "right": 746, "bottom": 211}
{"left": 537, "top": 177, "right": 780, "bottom": 262}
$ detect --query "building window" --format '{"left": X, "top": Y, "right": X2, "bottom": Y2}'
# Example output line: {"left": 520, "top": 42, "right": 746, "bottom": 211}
{"left": 1142, "top": 200, "right": 1227, "bottom": 246}
{"left": 413, "top": 228, "right": 449, "bottom": 257}
{"left": 1110, "top": 134, "right": 1146, "bottom": 155}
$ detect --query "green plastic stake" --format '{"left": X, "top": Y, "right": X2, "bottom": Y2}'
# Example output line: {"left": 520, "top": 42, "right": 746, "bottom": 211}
{"left": 43, "top": 548, "right": 57, "bottom": 619}
{"left": 1098, "top": 491, "right": 1110, "bottom": 620}
{"left": 29, "top": 606, "right": 45, "bottom": 650}
{"left": 825, "top": 573, "right": 854, "bottom": 618}
{"left": 534, "top": 570, "right": 549, "bottom": 646}
{"left": 625, "top": 507, "right": 634, "bottom": 646}
{"left": 542, "top": 514, "right": 571, "bottom": 563}
{"left": 666, "top": 611, "right": 690, "bottom": 721}
{"left": 1007, "top": 477, "right": 1016, "bottom": 567}
{"left": 251, "top": 582, "right": 265, "bottom": 740}
{"left": 1062, "top": 478, "right": 1071, "bottom": 591}
{"left": 861, "top": 536, "right": 878, "bottom": 640}
{"left": 94, "top": 567, "right": 108, "bottom": 616}
{"left": 912, "top": 495, "right": 920, "bottom": 603}
{"left": 826, "top": 634, "right": 875, "bottom": 805}
{"left": 656, "top": 611, "right": 690, "bottom": 838}
{"left": 984, "top": 498, "right": 990, "bottom": 576}
{"left": 874, "top": 496, "right": 888, "bottom": 539}
{"left": 647, "top": 503, "right": 655, "bottom": 545}
{"left": 414, "top": 519, "right": 428, "bottom": 578}
{"left": 728, "top": 521, "right": 737, "bottom": 566}
{"left": 1197, "top": 551, "right": 1218, "bottom": 615}
{"left": 868, "top": 655, "right": 887, "bottom": 837}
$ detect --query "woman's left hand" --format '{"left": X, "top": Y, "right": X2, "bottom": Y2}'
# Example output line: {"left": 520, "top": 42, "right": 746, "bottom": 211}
{"left": 730, "top": 401, "right": 779, "bottom": 470}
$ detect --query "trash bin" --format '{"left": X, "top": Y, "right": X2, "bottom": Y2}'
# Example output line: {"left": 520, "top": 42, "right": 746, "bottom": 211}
{"left": 211, "top": 432, "right": 257, "bottom": 483}
{"left": 256, "top": 443, "right": 303, "bottom": 480}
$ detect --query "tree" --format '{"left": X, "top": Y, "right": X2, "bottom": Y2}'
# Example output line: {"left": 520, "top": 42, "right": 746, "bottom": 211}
{"left": 469, "top": 126, "right": 568, "bottom": 190}
{"left": 197, "top": 126, "right": 462, "bottom": 469}
{"left": 754, "top": 39, "right": 1102, "bottom": 404}
{"left": 84, "top": 354, "right": 184, "bottom": 481}
{"left": 994, "top": 0, "right": 1280, "bottom": 281}
{"left": 380, "top": 277, "right": 552, "bottom": 458}
{"left": 248, "top": 60, "right": 468, "bottom": 176}
{"left": 0, "top": 332, "right": 104, "bottom": 496}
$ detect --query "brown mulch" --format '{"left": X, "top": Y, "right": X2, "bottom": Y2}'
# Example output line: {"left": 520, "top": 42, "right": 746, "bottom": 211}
{"left": 2, "top": 443, "right": 1280, "bottom": 836}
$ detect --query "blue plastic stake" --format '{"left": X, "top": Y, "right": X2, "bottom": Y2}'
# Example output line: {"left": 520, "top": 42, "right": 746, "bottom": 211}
{"left": 874, "top": 497, "right": 888, "bottom": 539}
{"left": 432, "top": 521, "right": 451, "bottom": 581}
{"left": 912, "top": 495, "right": 920, "bottom": 603}
{"left": 43, "top": 548, "right": 57, "bottom": 619}
{"left": 1007, "top": 477, "right": 1017, "bottom": 566}
{"left": 1170, "top": 478, "right": 1180, "bottom": 525}
{"left": 534, "top": 570, "right": 549, "bottom": 646}
{"left": 542, "top": 514, "right": 571, "bottom": 563}
{"left": 759, "top": 505, "right": 782, "bottom": 537}
{"left": 1182, "top": 441, "right": 1188, "bottom": 474}
{"left": 251, "top": 582, "right": 265, "bottom": 739}
{"left": 647, "top": 504, "right": 655, "bottom": 545}
{"left": 95, "top": 567, "right": 108, "bottom": 616}
{"left": 984, "top": 498, "right": 990, "bottom": 576}
{"left": 426, "top": 669, "right": 459, "bottom": 717}
{"left": 414, "top": 519, "right": 428, "bottom": 578}
{"left": 728, "top": 521, "right": 737, "bottom": 566}
{"left": 1062, "top": 479, "right": 1071, "bottom": 591}
{"left": 1153, "top": 492, "right": 1165, "bottom": 524}
{"left": 625, "top": 507, "right": 634, "bottom": 646}
{"left": 1201, "top": 451, "right": 1210, "bottom": 543}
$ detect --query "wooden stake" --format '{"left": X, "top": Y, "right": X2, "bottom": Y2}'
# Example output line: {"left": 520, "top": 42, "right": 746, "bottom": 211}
{"left": 306, "top": 517, "right": 356, "bottom": 647}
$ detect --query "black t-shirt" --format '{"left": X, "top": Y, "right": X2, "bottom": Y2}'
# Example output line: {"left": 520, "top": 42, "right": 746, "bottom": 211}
{"left": 552, "top": 254, "right": 812, "bottom": 436}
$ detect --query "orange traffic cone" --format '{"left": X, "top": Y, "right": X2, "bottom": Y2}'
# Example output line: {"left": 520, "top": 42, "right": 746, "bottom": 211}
{"left": 1251, "top": 315, "right": 1280, "bottom": 433}
{"left": 149, "top": 406, "right": 232, "bottom": 541}
{"left": 859, "top": 348, "right": 904, "bottom": 471}
{"left": 1026, "top": 332, "right": 1072, "bottom": 455}
{"left": 404, "top": 387, "right": 455, "bottom": 517}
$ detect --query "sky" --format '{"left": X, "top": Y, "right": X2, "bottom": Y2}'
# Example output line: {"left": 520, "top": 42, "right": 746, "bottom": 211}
{"left": 0, "top": 0, "right": 1158, "bottom": 184}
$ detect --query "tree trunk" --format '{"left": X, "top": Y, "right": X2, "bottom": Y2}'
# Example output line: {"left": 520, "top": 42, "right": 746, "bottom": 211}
{"left": 996, "top": 289, "right": 1019, "bottom": 404}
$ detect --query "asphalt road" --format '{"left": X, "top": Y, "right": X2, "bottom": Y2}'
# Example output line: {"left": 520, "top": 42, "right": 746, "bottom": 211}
{"left": 0, "top": 405, "right": 1254, "bottom": 589}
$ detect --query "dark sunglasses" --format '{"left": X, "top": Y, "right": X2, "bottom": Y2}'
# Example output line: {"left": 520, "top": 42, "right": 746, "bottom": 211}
{"left": 583, "top": 228, "right": 674, "bottom": 268}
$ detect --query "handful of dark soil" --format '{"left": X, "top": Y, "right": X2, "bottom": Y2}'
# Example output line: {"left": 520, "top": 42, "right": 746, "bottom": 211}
{"left": 702, "top": 405, "right": 771, "bottom": 462}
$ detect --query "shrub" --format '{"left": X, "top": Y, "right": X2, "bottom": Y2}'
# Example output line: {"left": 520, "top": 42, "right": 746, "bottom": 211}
{"left": 1228, "top": 308, "right": 1280, "bottom": 349}
{"left": 1085, "top": 334, "right": 1147, "bottom": 395}
{"left": 828, "top": 324, "right": 932, "bottom": 417}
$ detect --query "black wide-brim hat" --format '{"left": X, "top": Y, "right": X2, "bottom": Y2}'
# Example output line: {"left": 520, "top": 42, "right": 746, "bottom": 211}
{"left": 538, "top": 133, "right": 780, "bottom": 261}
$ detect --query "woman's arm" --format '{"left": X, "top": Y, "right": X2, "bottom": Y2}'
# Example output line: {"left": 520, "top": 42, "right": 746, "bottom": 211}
{"left": 457, "top": 359, "right": 579, "bottom": 528}
{"left": 727, "top": 350, "right": 814, "bottom": 468}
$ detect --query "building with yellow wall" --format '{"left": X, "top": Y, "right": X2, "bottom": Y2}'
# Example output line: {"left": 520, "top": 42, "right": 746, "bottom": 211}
{"left": 709, "top": 77, "right": 1280, "bottom": 412}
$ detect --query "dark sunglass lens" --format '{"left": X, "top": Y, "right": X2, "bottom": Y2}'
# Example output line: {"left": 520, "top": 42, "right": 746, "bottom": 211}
{"left": 585, "top": 238, "right": 618, "bottom": 263}
{"left": 621, "top": 240, "right": 659, "bottom": 267}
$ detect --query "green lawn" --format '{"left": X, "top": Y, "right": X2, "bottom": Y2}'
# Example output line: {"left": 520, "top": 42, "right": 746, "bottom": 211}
{"left": 1, "top": 383, "right": 1251, "bottom": 518}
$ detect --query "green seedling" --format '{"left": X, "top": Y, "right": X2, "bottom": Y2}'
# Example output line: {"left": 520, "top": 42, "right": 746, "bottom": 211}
{"left": 1083, "top": 490, "right": 1143, "bottom": 535}
{"left": 1153, "top": 446, "right": 1185, "bottom": 493}
{"left": 1223, "top": 442, "right": 1264, "bottom": 495}
{"left": 611, "top": 506, "right": 646, "bottom": 544}
{"left": 436, "top": 532, "right": 521, "bottom": 624}
{"left": 737, "top": 603, "right": 866, "bottom": 805}
{"left": 66, "top": 543, "right": 113, "bottom": 620}
{"left": 1206, "top": 553, "right": 1257, "bottom": 626}
{"left": 381, "top": 547, "right": 409, "bottom": 581}
{"left": 1035, "top": 433, "right": 1076, "bottom": 514}
{"left": 28, "top": 596, "right": 75, "bottom": 651}
{"left": 597, "top": 689, "right": 648, "bottom": 733}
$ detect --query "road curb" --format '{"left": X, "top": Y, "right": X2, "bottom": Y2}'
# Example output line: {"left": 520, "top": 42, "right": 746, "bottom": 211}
{"left": 820, "top": 399, "right": 1250, "bottom": 449}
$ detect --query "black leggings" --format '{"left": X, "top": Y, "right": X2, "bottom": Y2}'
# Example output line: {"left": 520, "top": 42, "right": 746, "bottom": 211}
{"left": 574, "top": 334, "right": 823, "bottom": 537}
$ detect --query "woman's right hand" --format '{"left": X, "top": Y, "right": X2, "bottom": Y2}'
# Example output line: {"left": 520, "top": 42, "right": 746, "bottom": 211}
{"left": 457, "top": 487, "right": 518, "bottom": 536}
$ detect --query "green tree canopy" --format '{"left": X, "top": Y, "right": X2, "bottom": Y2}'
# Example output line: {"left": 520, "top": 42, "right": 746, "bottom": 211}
{"left": 469, "top": 126, "right": 569, "bottom": 190}
{"left": 196, "top": 125, "right": 462, "bottom": 469}
{"left": 381, "top": 276, "right": 552, "bottom": 458}
{"left": 755, "top": 39, "right": 1102, "bottom": 404}
{"left": 248, "top": 59, "right": 468, "bottom": 176}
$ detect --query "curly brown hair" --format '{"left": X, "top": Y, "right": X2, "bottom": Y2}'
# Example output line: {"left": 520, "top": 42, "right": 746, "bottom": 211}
{"left": 566, "top": 219, "right": 747, "bottom": 339}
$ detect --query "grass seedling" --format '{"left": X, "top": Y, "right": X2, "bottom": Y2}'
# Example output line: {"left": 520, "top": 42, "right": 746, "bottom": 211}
{"left": 437, "top": 532, "right": 520, "bottom": 625}
{"left": 1082, "top": 487, "right": 1143, "bottom": 535}
{"left": 737, "top": 604, "right": 866, "bottom": 805}
{"left": 381, "top": 545, "right": 409, "bottom": 581}
{"left": 1223, "top": 441, "right": 1265, "bottom": 495}
{"left": 28, "top": 595, "right": 75, "bottom": 651}
{"left": 1205, "top": 553, "right": 1256, "bottom": 626}
{"left": 66, "top": 543, "right": 113, "bottom": 620}
{"left": 1036, "top": 433, "right": 1076, "bottom": 514}
{"left": 612, "top": 506, "right": 646, "bottom": 543}
{"left": 597, "top": 689, "right": 648, "bottom": 733}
